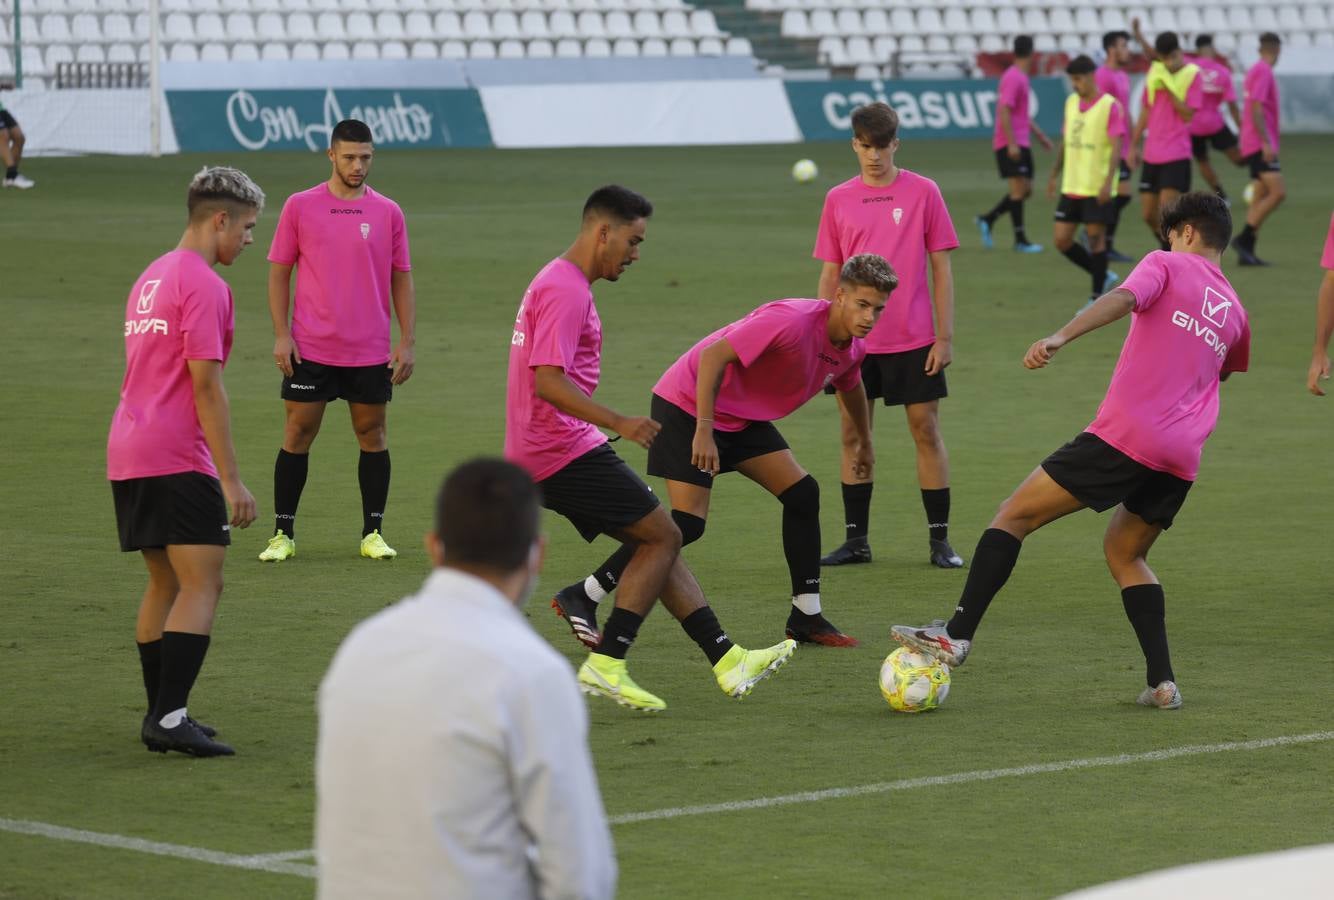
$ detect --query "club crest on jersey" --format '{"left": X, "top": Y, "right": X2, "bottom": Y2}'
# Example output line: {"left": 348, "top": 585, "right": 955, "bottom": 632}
{"left": 360, "top": 223, "right": 371, "bottom": 240}
{"left": 136, "top": 280, "right": 161, "bottom": 315}
{"left": 892, "top": 208, "right": 903, "bottom": 225}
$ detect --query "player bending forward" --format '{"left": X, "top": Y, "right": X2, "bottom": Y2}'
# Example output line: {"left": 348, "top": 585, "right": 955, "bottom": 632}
{"left": 551, "top": 253, "right": 896, "bottom": 648}
{"left": 893, "top": 193, "right": 1249, "bottom": 709}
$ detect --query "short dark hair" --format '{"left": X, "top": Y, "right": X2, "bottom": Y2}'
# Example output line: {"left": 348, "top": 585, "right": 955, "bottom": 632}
{"left": 1066, "top": 55, "right": 1096, "bottom": 76}
{"left": 330, "top": 118, "right": 373, "bottom": 147}
{"left": 1101, "top": 30, "right": 1129, "bottom": 51}
{"left": 435, "top": 458, "right": 541, "bottom": 573}
{"left": 1154, "top": 32, "right": 1181, "bottom": 57}
{"left": 1194, "top": 34, "right": 1214, "bottom": 50}
{"left": 1013, "top": 35, "right": 1034, "bottom": 58}
{"left": 582, "top": 185, "right": 653, "bottom": 224}
{"left": 841, "top": 254, "right": 898, "bottom": 294}
{"left": 851, "top": 102, "right": 898, "bottom": 147}
{"left": 1158, "top": 191, "right": 1232, "bottom": 251}
{"left": 1259, "top": 32, "right": 1282, "bottom": 49}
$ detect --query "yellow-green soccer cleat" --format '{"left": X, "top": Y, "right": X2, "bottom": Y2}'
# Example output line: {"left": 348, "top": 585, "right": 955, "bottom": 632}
{"left": 258, "top": 532, "right": 296, "bottom": 562}
{"left": 359, "top": 530, "right": 397, "bottom": 560}
{"left": 577, "top": 653, "right": 667, "bottom": 712}
{"left": 713, "top": 639, "right": 797, "bottom": 699}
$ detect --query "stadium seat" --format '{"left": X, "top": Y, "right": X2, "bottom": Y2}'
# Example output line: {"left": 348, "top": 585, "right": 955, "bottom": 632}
{"left": 292, "top": 41, "right": 320, "bottom": 60}
{"left": 164, "top": 13, "right": 196, "bottom": 43}
{"left": 314, "top": 12, "right": 345, "bottom": 41}
{"left": 494, "top": 38, "right": 521, "bottom": 58}
{"left": 845, "top": 35, "right": 875, "bottom": 64}
{"left": 168, "top": 43, "right": 199, "bottom": 62}
{"left": 605, "top": 12, "right": 634, "bottom": 38}
{"left": 196, "top": 13, "right": 226, "bottom": 42}
{"left": 70, "top": 13, "right": 100, "bottom": 44}
{"left": 1202, "top": 8, "right": 1228, "bottom": 30}
{"left": 612, "top": 37, "right": 640, "bottom": 56}
{"left": 997, "top": 9, "right": 1022, "bottom": 32}
{"left": 698, "top": 35, "right": 724, "bottom": 55}
{"left": 690, "top": 10, "right": 721, "bottom": 36}
{"left": 75, "top": 43, "right": 106, "bottom": 63}
{"left": 228, "top": 41, "right": 257, "bottom": 61}
{"left": 576, "top": 11, "right": 605, "bottom": 38}
{"left": 493, "top": 11, "right": 522, "bottom": 39}
{"left": 970, "top": 8, "right": 998, "bottom": 35}
{"left": 641, "top": 36, "right": 668, "bottom": 56}
{"left": 1306, "top": 5, "right": 1331, "bottom": 29}
{"left": 669, "top": 36, "right": 695, "bottom": 56}
{"left": 382, "top": 39, "right": 408, "bottom": 59}
{"left": 1278, "top": 6, "right": 1304, "bottom": 30}
{"left": 441, "top": 39, "right": 468, "bottom": 59}
{"left": 435, "top": 12, "right": 463, "bottom": 40}
{"left": 410, "top": 40, "right": 438, "bottom": 59}
{"left": 20, "top": 45, "right": 47, "bottom": 79}
{"left": 780, "top": 10, "right": 810, "bottom": 39}
{"left": 1035, "top": 34, "right": 1057, "bottom": 51}
{"left": 260, "top": 42, "right": 290, "bottom": 61}
{"left": 224, "top": 12, "right": 255, "bottom": 42}
{"left": 1178, "top": 9, "right": 1204, "bottom": 32}
{"left": 980, "top": 33, "right": 1005, "bottom": 53}
{"left": 725, "top": 36, "right": 753, "bottom": 56}
{"left": 585, "top": 37, "right": 612, "bottom": 57}
{"left": 548, "top": 11, "right": 578, "bottom": 38}
{"left": 555, "top": 38, "right": 581, "bottom": 58}
{"left": 468, "top": 39, "right": 495, "bottom": 58}
{"left": 633, "top": 10, "right": 663, "bottom": 38}
{"left": 942, "top": 8, "right": 969, "bottom": 34}
{"left": 873, "top": 35, "right": 897, "bottom": 59}
{"left": 662, "top": 10, "right": 692, "bottom": 38}
{"left": 954, "top": 34, "right": 979, "bottom": 54}
{"left": 287, "top": 12, "right": 316, "bottom": 42}
{"left": 375, "top": 12, "right": 405, "bottom": 40}
{"left": 1228, "top": 8, "right": 1254, "bottom": 30}
{"left": 818, "top": 36, "right": 846, "bottom": 66}
{"left": 527, "top": 38, "right": 555, "bottom": 58}
{"left": 519, "top": 11, "right": 548, "bottom": 38}
{"left": 462, "top": 11, "right": 491, "bottom": 39}
{"left": 835, "top": 9, "right": 862, "bottom": 36}
{"left": 918, "top": 8, "right": 945, "bottom": 35}
{"left": 220, "top": 0, "right": 250, "bottom": 11}
{"left": 199, "top": 42, "right": 228, "bottom": 61}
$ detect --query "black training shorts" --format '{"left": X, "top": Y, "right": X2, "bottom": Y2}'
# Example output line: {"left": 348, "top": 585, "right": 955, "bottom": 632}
{"left": 1138, "top": 159, "right": 1192, "bottom": 194}
{"left": 281, "top": 358, "right": 392, "bottom": 404}
{"left": 112, "top": 472, "right": 231, "bottom": 551}
{"left": 843, "top": 345, "right": 948, "bottom": 407}
{"left": 538, "top": 444, "right": 661, "bottom": 542}
{"left": 1191, "top": 126, "right": 1238, "bottom": 160}
{"left": 1243, "top": 151, "right": 1281, "bottom": 178}
{"left": 646, "top": 393, "right": 789, "bottom": 488}
{"left": 1040, "top": 432, "right": 1193, "bottom": 529}
{"left": 1054, "top": 195, "right": 1117, "bottom": 226}
{"left": 995, "top": 146, "right": 1035, "bottom": 179}
{"left": 0, "top": 109, "right": 17, "bottom": 131}
{"left": 1118, "top": 159, "right": 1132, "bottom": 183}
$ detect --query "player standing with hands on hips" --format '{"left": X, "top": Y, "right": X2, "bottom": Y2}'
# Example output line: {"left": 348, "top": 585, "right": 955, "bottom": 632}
{"left": 259, "top": 119, "right": 415, "bottom": 562}
{"left": 109, "top": 166, "right": 264, "bottom": 757}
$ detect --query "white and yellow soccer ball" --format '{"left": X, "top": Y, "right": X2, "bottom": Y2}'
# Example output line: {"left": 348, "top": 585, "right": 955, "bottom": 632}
{"left": 791, "top": 159, "right": 819, "bottom": 183}
{"left": 880, "top": 647, "right": 951, "bottom": 713}
{"left": 1242, "top": 182, "right": 1256, "bottom": 205}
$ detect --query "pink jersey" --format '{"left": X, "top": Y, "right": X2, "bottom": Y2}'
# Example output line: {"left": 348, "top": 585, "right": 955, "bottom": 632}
{"left": 653, "top": 300, "right": 866, "bottom": 432}
{"left": 813, "top": 170, "right": 958, "bottom": 354}
{"left": 993, "top": 65, "right": 1032, "bottom": 150}
{"left": 107, "top": 249, "right": 234, "bottom": 481}
{"left": 1096, "top": 65, "right": 1132, "bottom": 155}
{"left": 1140, "top": 73, "right": 1205, "bottom": 164}
{"left": 1239, "top": 59, "right": 1280, "bottom": 156}
{"left": 268, "top": 183, "right": 411, "bottom": 367}
{"left": 1086, "top": 251, "right": 1250, "bottom": 481}
{"left": 1323, "top": 213, "right": 1334, "bottom": 269}
{"left": 504, "top": 258, "right": 609, "bottom": 482}
{"left": 1187, "top": 56, "right": 1236, "bottom": 137}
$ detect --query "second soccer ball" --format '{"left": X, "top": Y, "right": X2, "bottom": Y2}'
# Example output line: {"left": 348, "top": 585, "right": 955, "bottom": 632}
{"left": 791, "top": 159, "right": 819, "bottom": 183}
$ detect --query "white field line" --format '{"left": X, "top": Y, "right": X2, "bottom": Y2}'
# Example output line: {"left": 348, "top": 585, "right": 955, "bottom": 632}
{"left": 608, "top": 730, "right": 1334, "bottom": 825}
{"left": 4, "top": 731, "right": 1331, "bottom": 876}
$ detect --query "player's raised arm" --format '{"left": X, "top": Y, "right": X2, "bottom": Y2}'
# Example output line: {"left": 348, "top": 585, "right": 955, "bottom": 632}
{"left": 1025, "top": 289, "right": 1135, "bottom": 368}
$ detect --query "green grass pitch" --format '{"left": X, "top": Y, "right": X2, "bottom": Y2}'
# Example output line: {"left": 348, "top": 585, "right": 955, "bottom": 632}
{"left": 1, "top": 136, "right": 1332, "bottom": 898}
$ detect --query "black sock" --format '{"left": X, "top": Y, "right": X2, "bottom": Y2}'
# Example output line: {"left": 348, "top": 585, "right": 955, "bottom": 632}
{"left": 358, "top": 449, "right": 390, "bottom": 537}
{"left": 946, "top": 528, "right": 1022, "bottom": 640}
{"left": 5, "top": 166, "right": 16, "bottom": 179}
{"left": 779, "top": 478, "right": 821, "bottom": 597}
{"left": 1062, "top": 243, "right": 1095, "bottom": 273}
{"left": 1010, "top": 199, "right": 1027, "bottom": 243}
{"left": 921, "top": 488, "right": 950, "bottom": 543}
{"left": 592, "top": 542, "right": 636, "bottom": 597}
{"left": 841, "top": 482, "right": 873, "bottom": 543}
{"left": 1239, "top": 223, "right": 1256, "bottom": 242}
{"left": 598, "top": 607, "right": 643, "bottom": 660}
{"left": 137, "top": 639, "right": 162, "bottom": 713}
{"left": 681, "top": 607, "right": 734, "bottom": 666}
{"left": 1121, "top": 584, "right": 1174, "bottom": 686}
{"left": 273, "top": 449, "right": 309, "bottom": 538}
{"left": 1091, "top": 249, "right": 1109, "bottom": 295}
{"left": 153, "top": 632, "right": 210, "bottom": 722}
{"left": 982, "top": 194, "right": 1013, "bottom": 225}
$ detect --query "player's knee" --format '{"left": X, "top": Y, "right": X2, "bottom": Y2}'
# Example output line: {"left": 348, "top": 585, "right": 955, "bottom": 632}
{"left": 642, "top": 507, "right": 684, "bottom": 554}
{"left": 1053, "top": 233, "right": 1074, "bottom": 252}
{"left": 670, "top": 509, "right": 706, "bottom": 547}
{"left": 778, "top": 474, "right": 819, "bottom": 519}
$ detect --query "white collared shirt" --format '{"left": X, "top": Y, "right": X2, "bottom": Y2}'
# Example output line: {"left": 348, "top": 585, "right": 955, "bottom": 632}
{"left": 316, "top": 568, "right": 616, "bottom": 900}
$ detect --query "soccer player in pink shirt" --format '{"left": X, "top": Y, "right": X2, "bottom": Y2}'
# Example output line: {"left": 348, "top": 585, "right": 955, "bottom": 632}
{"left": 1187, "top": 35, "right": 1243, "bottom": 202}
{"left": 893, "top": 193, "right": 1250, "bottom": 711}
{"left": 810, "top": 102, "right": 965, "bottom": 572}
{"left": 547, "top": 254, "right": 896, "bottom": 649}
{"left": 1130, "top": 31, "right": 1204, "bottom": 251}
{"left": 508, "top": 186, "right": 796, "bottom": 712}
{"left": 260, "top": 119, "right": 415, "bottom": 563}
{"left": 1308, "top": 213, "right": 1334, "bottom": 395}
{"left": 976, "top": 35, "right": 1054, "bottom": 254}
{"left": 108, "top": 166, "right": 264, "bottom": 757}
{"left": 1096, "top": 30, "right": 1135, "bottom": 262}
{"left": 1234, "top": 33, "right": 1285, "bottom": 267}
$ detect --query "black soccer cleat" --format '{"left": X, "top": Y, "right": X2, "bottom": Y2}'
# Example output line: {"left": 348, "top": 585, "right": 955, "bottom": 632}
{"left": 551, "top": 588, "right": 602, "bottom": 650}
{"left": 785, "top": 611, "right": 860, "bottom": 648}
{"left": 142, "top": 717, "right": 234, "bottom": 757}
{"left": 143, "top": 713, "right": 216, "bottom": 739}
{"left": 1232, "top": 233, "right": 1269, "bottom": 267}
{"left": 929, "top": 539, "right": 965, "bottom": 569}
{"left": 820, "top": 539, "right": 872, "bottom": 566}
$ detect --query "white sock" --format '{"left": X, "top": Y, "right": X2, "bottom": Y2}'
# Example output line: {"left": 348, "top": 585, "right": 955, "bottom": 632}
{"left": 583, "top": 575, "right": 607, "bottom": 603}
{"left": 792, "top": 593, "right": 822, "bottom": 615}
{"left": 158, "top": 707, "right": 187, "bottom": 729}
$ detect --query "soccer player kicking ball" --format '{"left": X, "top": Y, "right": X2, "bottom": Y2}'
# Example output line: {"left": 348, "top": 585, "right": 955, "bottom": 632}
{"left": 811, "top": 101, "right": 966, "bottom": 571}
{"left": 1234, "top": 33, "right": 1286, "bottom": 267}
{"left": 1095, "top": 30, "right": 1135, "bottom": 263}
{"left": 1307, "top": 212, "right": 1334, "bottom": 395}
{"left": 108, "top": 167, "right": 264, "bottom": 756}
{"left": 893, "top": 193, "right": 1250, "bottom": 710}
{"left": 1048, "top": 55, "right": 1125, "bottom": 307}
{"left": 508, "top": 186, "right": 796, "bottom": 712}
{"left": 259, "top": 119, "right": 415, "bottom": 563}
{"left": 550, "top": 254, "right": 896, "bottom": 649}
{"left": 1131, "top": 32, "right": 1204, "bottom": 251}
{"left": 976, "top": 35, "right": 1054, "bottom": 254}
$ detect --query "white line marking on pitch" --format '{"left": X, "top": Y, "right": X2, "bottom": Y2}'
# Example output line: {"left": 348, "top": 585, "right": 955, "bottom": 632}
{"left": 608, "top": 731, "right": 1334, "bottom": 825}
{"left": 4, "top": 732, "right": 1331, "bottom": 876}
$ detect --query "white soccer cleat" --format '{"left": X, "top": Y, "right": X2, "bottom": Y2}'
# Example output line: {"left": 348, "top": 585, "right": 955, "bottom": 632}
{"left": 891, "top": 620, "right": 970, "bottom": 668}
{"left": 1136, "top": 680, "right": 1182, "bottom": 710}
{"left": 3, "top": 174, "right": 35, "bottom": 189}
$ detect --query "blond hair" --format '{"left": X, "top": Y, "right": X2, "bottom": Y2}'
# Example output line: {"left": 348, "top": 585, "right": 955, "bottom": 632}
{"left": 187, "top": 165, "right": 266, "bottom": 219}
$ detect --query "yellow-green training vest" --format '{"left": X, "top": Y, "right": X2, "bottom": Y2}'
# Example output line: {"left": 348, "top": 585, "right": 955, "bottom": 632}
{"left": 1061, "top": 93, "right": 1118, "bottom": 198}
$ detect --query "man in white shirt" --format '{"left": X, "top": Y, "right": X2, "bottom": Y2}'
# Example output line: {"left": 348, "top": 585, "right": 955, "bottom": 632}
{"left": 316, "top": 458, "right": 616, "bottom": 900}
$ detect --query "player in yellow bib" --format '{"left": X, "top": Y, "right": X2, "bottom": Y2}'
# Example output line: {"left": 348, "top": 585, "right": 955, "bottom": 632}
{"left": 1048, "top": 55, "right": 1126, "bottom": 306}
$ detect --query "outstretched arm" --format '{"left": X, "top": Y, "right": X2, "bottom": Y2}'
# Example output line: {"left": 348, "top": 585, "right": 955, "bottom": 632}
{"left": 1024, "top": 288, "right": 1136, "bottom": 368}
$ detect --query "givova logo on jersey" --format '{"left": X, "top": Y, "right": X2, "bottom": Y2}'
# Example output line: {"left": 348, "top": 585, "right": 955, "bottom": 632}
{"left": 126, "top": 279, "right": 169, "bottom": 335}
{"left": 1171, "top": 286, "right": 1232, "bottom": 360}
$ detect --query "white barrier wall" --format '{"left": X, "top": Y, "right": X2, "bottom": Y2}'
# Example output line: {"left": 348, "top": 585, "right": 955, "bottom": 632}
{"left": 4, "top": 87, "right": 178, "bottom": 156}
{"left": 479, "top": 78, "right": 801, "bottom": 149}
